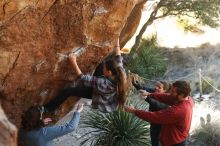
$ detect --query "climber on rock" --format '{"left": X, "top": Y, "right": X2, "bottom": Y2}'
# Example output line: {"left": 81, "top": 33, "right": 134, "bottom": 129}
{"left": 43, "top": 38, "right": 127, "bottom": 113}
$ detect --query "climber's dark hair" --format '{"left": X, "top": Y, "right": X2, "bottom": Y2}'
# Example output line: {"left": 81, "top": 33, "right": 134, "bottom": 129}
{"left": 104, "top": 59, "right": 127, "bottom": 108}
{"left": 21, "top": 106, "right": 44, "bottom": 131}
{"left": 93, "top": 61, "right": 105, "bottom": 76}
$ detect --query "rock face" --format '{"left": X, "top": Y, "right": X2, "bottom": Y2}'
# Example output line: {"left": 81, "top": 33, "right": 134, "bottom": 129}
{"left": 0, "top": 104, "right": 17, "bottom": 146}
{"left": 0, "top": 0, "right": 146, "bottom": 129}
{"left": 120, "top": 0, "right": 146, "bottom": 47}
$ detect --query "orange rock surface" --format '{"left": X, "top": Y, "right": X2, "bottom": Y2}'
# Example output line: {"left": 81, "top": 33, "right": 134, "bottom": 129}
{"left": 0, "top": 0, "right": 146, "bottom": 129}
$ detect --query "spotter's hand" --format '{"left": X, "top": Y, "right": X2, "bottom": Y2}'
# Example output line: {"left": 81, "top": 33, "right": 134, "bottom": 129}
{"left": 124, "top": 106, "right": 136, "bottom": 114}
{"left": 139, "top": 90, "right": 150, "bottom": 99}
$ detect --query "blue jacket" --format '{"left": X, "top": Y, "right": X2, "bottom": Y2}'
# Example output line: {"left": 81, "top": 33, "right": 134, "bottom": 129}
{"left": 20, "top": 112, "right": 80, "bottom": 146}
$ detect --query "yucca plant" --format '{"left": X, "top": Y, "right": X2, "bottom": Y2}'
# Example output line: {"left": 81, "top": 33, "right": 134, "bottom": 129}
{"left": 79, "top": 99, "right": 151, "bottom": 146}
{"left": 189, "top": 113, "right": 220, "bottom": 146}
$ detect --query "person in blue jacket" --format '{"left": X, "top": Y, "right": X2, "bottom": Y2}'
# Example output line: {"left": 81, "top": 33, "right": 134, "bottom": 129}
{"left": 19, "top": 103, "right": 83, "bottom": 146}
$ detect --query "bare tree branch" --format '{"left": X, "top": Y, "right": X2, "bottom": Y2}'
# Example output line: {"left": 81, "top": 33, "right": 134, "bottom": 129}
{"left": 129, "top": 0, "right": 164, "bottom": 57}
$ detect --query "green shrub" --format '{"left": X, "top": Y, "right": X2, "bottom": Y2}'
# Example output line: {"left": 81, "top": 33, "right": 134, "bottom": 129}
{"left": 127, "top": 35, "right": 167, "bottom": 79}
{"left": 79, "top": 99, "right": 151, "bottom": 146}
{"left": 177, "top": 17, "right": 204, "bottom": 34}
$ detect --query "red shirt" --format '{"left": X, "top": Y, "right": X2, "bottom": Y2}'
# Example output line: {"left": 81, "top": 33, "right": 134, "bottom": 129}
{"left": 135, "top": 93, "right": 193, "bottom": 146}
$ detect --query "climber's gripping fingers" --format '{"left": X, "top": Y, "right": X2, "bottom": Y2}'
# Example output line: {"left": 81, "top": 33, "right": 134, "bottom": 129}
{"left": 68, "top": 53, "right": 77, "bottom": 65}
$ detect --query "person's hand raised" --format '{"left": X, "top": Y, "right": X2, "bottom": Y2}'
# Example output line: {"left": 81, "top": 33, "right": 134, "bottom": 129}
{"left": 43, "top": 118, "right": 52, "bottom": 125}
{"left": 76, "top": 103, "right": 84, "bottom": 113}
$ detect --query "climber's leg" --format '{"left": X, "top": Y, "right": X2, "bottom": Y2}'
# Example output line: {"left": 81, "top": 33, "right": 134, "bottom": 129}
{"left": 44, "top": 85, "right": 93, "bottom": 112}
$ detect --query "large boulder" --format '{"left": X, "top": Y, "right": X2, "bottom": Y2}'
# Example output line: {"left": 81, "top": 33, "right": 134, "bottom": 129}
{"left": 0, "top": 0, "right": 146, "bottom": 128}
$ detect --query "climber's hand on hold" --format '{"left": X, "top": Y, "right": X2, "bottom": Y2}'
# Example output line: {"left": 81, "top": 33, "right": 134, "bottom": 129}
{"left": 68, "top": 53, "right": 77, "bottom": 65}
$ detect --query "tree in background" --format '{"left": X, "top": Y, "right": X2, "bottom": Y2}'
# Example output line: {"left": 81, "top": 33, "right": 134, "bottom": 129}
{"left": 130, "top": 0, "right": 220, "bottom": 57}
{"left": 127, "top": 35, "right": 167, "bottom": 79}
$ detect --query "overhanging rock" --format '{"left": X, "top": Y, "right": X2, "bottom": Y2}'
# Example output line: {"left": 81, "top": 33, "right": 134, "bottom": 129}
{"left": 0, "top": 0, "right": 146, "bottom": 128}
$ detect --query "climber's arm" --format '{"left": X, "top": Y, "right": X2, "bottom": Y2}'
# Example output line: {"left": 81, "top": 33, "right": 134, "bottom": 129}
{"left": 68, "top": 54, "right": 82, "bottom": 76}
{"left": 115, "top": 38, "right": 121, "bottom": 56}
